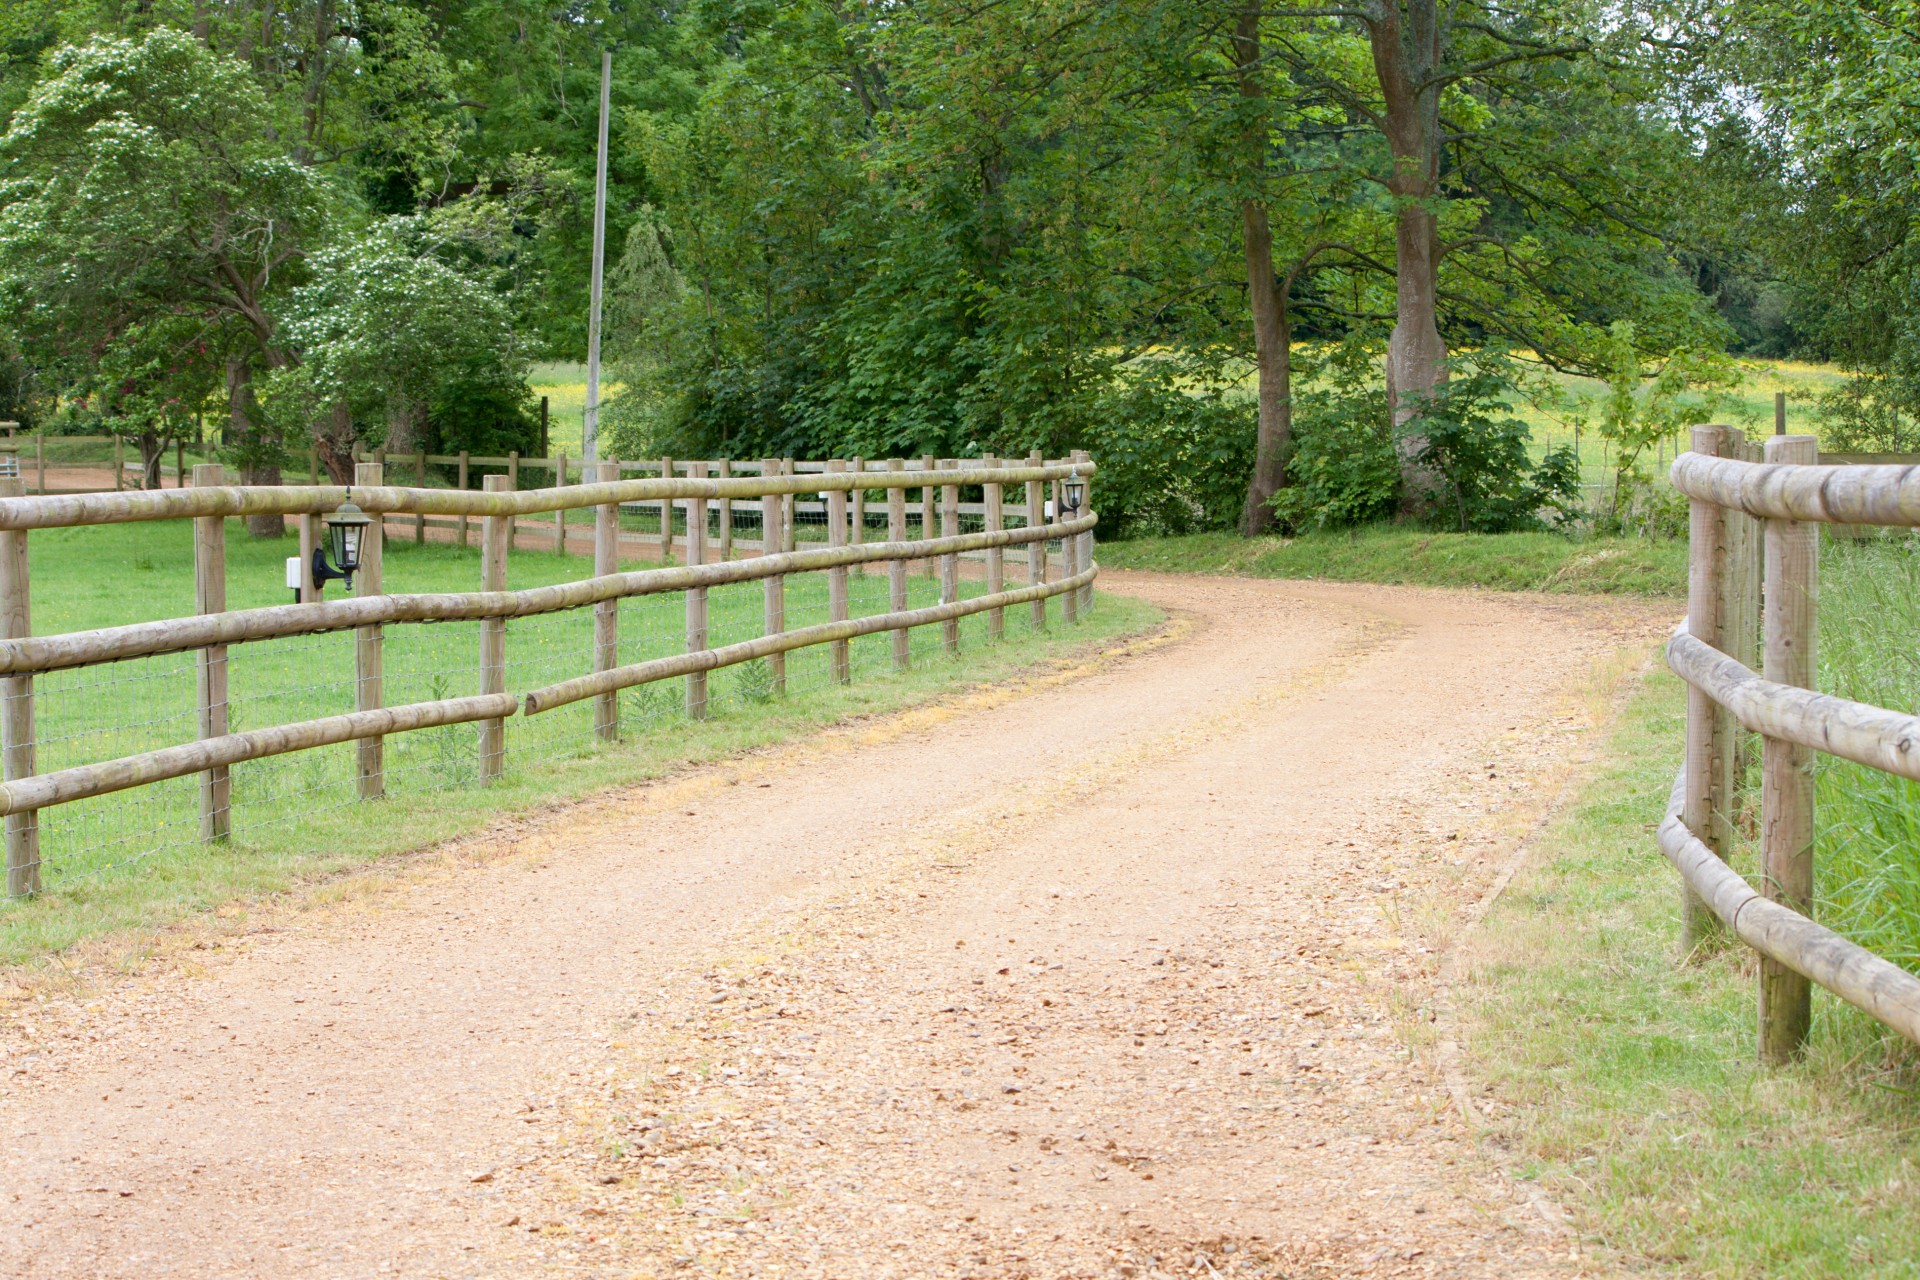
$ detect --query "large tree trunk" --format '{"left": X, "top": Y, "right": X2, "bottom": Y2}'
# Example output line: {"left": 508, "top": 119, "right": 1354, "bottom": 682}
{"left": 226, "top": 358, "right": 286, "bottom": 538}
{"left": 1371, "top": 0, "right": 1447, "bottom": 515}
{"left": 1235, "top": 7, "right": 1292, "bottom": 537}
{"left": 138, "top": 430, "right": 163, "bottom": 489}
{"left": 315, "top": 400, "right": 358, "bottom": 484}
{"left": 1240, "top": 199, "right": 1292, "bottom": 535}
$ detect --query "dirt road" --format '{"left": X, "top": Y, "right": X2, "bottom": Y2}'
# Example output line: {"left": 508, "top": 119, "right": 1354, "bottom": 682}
{"left": 0, "top": 574, "right": 1668, "bottom": 1278}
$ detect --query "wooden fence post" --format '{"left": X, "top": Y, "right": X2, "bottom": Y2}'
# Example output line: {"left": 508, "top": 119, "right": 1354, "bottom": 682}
{"left": 762, "top": 459, "right": 786, "bottom": 696}
{"left": 941, "top": 460, "right": 960, "bottom": 657}
{"left": 1074, "top": 448, "right": 1095, "bottom": 615}
{"left": 984, "top": 454, "right": 1004, "bottom": 641}
{"left": 594, "top": 460, "right": 620, "bottom": 741}
{"left": 849, "top": 456, "right": 865, "bottom": 578}
{"left": 888, "top": 458, "right": 909, "bottom": 672}
{"left": 1059, "top": 461, "right": 1080, "bottom": 627}
{"left": 415, "top": 449, "right": 428, "bottom": 545}
{"left": 686, "top": 463, "right": 709, "bottom": 720}
{"left": 827, "top": 459, "right": 851, "bottom": 684}
{"left": 506, "top": 451, "right": 520, "bottom": 552}
{"left": 35, "top": 433, "right": 44, "bottom": 495}
{"left": 780, "top": 458, "right": 797, "bottom": 552}
{"left": 921, "top": 454, "right": 937, "bottom": 578}
{"left": 1728, "top": 435, "right": 1765, "bottom": 799}
{"left": 479, "top": 474, "right": 510, "bottom": 781}
{"left": 192, "top": 463, "right": 230, "bottom": 841}
{"left": 298, "top": 514, "right": 319, "bottom": 603}
{"left": 1681, "top": 425, "right": 1728, "bottom": 954}
{"left": 354, "top": 460, "right": 385, "bottom": 799}
{"left": 457, "top": 451, "right": 470, "bottom": 549}
{"left": 308, "top": 443, "right": 319, "bottom": 486}
{"left": 1715, "top": 428, "right": 1752, "bottom": 849}
{"left": 718, "top": 459, "right": 733, "bottom": 561}
{"left": 1761, "top": 432, "right": 1820, "bottom": 1062}
{"left": 1027, "top": 450, "right": 1047, "bottom": 631}
{"left": 659, "top": 457, "right": 676, "bottom": 562}
{"left": 114, "top": 434, "right": 124, "bottom": 491}
{"left": 175, "top": 437, "right": 185, "bottom": 489}
{"left": 1, "top": 478, "right": 37, "bottom": 897}
{"left": 554, "top": 452, "right": 569, "bottom": 555}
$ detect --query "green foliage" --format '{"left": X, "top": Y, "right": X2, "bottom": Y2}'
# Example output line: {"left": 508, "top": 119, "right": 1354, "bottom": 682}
{"left": 1403, "top": 356, "right": 1580, "bottom": 534}
{"left": 1813, "top": 370, "right": 1920, "bottom": 454}
{"left": 271, "top": 213, "right": 531, "bottom": 462}
{"left": 734, "top": 658, "right": 777, "bottom": 706}
{"left": 1272, "top": 341, "right": 1398, "bottom": 533}
{"left": 0, "top": 347, "right": 36, "bottom": 428}
{"left": 1075, "top": 365, "right": 1255, "bottom": 540}
{"left": 0, "top": 28, "right": 328, "bottom": 469}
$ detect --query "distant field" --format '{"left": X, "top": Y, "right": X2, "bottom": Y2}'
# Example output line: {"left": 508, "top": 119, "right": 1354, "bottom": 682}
{"left": 1504, "top": 358, "right": 1848, "bottom": 489}
{"left": 528, "top": 361, "right": 606, "bottom": 457}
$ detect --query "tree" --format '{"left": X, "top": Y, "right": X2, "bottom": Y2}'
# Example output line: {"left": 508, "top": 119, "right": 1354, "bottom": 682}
{"left": 1261, "top": 1, "right": 1722, "bottom": 511}
{"left": 273, "top": 215, "right": 529, "bottom": 481}
{"left": 0, "top": 28, "right": 326, "bottom": 533}
{"left": 74, "top": 315, "right": 225, "bottom": 488}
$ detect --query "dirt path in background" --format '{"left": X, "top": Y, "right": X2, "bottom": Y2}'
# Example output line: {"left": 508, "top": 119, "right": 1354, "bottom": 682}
{"left": 0, "top": 574, "right": 1669, "bottom": 1279}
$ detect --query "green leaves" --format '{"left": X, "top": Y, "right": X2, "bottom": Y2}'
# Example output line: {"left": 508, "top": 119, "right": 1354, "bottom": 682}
{"left": 0, "top": 28, "right": 325, "bottom": 362}
{"left": 1402, "top": 353, "right": 1582, "bottom": 534}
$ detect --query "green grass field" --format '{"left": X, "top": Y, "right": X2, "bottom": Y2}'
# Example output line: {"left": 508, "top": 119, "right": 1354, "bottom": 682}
{"left": 2, "top": 517, "right": 1153, "bottom": 961}
{"left": 529, "top": 360, "right": 598, "bottom": 456}
{"left": 1100, "top": 526, "right": 1688, "bottom": 597}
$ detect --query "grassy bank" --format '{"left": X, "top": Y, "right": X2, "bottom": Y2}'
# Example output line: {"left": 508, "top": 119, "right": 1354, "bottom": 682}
{"left": 1463, "top": 662, "right": 1920, "bottom": 1276}
{"left": 1100, "top": 527, "right": 1686, "bottom": 597}
{"left": 3, "top": 519, "right": 1162, "bottom": 963}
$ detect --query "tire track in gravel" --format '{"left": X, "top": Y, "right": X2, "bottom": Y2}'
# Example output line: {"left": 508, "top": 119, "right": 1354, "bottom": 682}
{"left": 0, "top": 573, "right": 1669, "bottom": 1278}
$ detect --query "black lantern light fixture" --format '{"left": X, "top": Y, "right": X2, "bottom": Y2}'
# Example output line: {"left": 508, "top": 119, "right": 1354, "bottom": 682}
{"left": 1061, "top": 466, "right": 1086, "bottom": 516}
{"left": 311, "top": 498, "right": 373, "bottom": 593}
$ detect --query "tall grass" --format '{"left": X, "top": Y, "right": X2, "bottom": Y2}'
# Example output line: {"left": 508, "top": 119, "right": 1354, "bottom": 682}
{"left": 1814, "top": 536, "right": 1920, "bottom": 973}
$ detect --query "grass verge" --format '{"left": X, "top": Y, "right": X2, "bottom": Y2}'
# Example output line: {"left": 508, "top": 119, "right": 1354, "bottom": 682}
{"left": 1, "top": 590, "right": 1162, "bottom": 967}
{"left": 1100, "top": 527, "right": 1686, "bottom": 597}
{"left": 1461, "top": 663, "right": 1920, "bottom": 1278}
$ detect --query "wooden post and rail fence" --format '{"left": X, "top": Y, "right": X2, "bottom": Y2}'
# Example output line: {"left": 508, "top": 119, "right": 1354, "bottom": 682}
{"left": 1666, "top": 429, "right": 1920, "bottom": 1061}
{"left": 0, "top": 459, "right": 1097, "bottom": 898}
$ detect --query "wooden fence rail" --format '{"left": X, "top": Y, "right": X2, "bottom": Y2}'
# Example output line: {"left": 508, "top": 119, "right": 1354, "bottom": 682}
{"left": 1667, "top": 429, "right": 1920, "bottom": 1061}
{"left": 0, "top": 460, "right": 1097, "bottom": 898}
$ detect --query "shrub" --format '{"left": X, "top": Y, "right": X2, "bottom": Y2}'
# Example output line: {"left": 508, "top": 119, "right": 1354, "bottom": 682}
{"left": 1814, "top": 370, "right": 1920, "bottom": 454}
{"left": 1081, "top": 367, "right": 1255, "bottom": 539}
{"left": 1402, "top": 360, "right": 1581, "bottom": 533}
{"left": 1272, "top": 341, "right": 1398, "bottom": 531}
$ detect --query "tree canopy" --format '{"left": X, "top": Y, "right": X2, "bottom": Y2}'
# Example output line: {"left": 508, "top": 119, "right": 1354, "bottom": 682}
{"left": 0, "top": 0, "right": 1907, "bottom": 535}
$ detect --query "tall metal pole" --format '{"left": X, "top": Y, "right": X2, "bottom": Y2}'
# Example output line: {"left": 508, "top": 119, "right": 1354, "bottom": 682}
{"left": 583, "top": 49, "right": 612, "bottom": 466}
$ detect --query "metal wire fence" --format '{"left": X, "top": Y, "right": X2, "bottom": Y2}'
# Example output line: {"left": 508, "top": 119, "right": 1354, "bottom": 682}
{"left": 0, "top": 458, "right": 1094, "bottom": 901}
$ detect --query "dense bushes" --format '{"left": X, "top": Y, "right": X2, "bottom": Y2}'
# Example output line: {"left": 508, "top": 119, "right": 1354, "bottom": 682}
{"left": 1090, "top": 345, "right": 1583, "bottom": 540}
{"left": 1272, "top": 343, "right": 1398, "bottom": 532}
{"left": 1401, "top": 363, "right": 1581, "bottom": 533}
{"left": 1080, "top": 371, "right": 1255, "bottom": 539}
